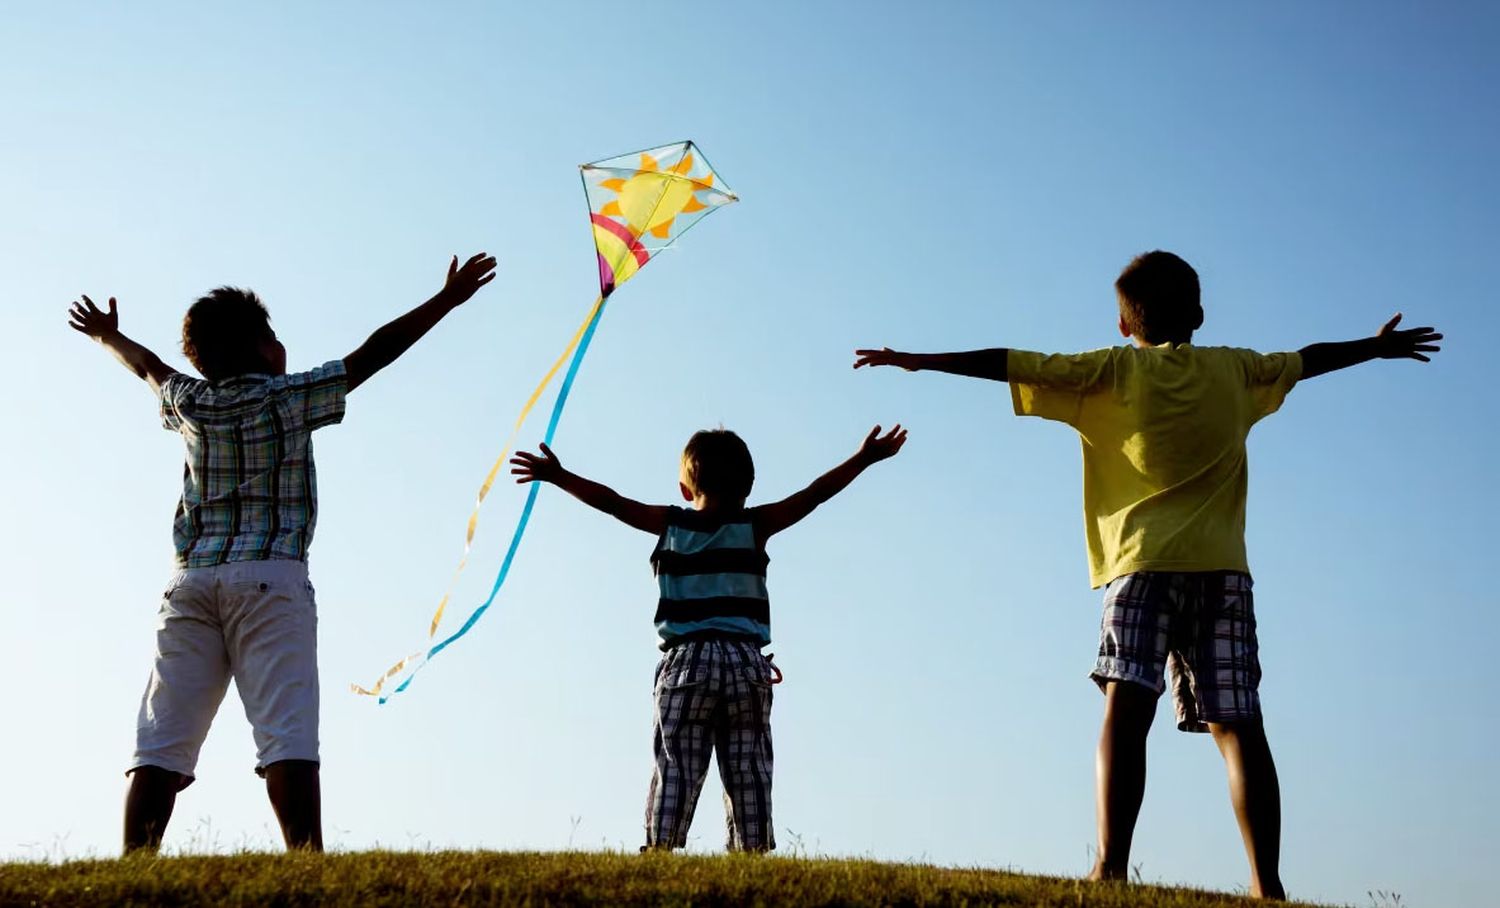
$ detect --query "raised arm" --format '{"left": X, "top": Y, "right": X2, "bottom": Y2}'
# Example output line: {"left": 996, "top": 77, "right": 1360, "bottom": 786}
{"left": 853, "top": 347, "right": 1009, "bottom": 382}
{"left": 754, "top": 424, "right": 908, "bottom": 539}
{"left": 1298, "top": 313, "right": 1443, "bottom": 380}
{"left": 68, "top": 295, "right": 179, "bottom": 393}
{"left": 510, "top": 443, "right": 669, "bottom": 535}
{"left": 343, "top": 252, "right": 497, "bottom": 393}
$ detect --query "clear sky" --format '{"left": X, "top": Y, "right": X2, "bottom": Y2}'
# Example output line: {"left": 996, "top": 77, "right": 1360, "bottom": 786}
{"left": 2, "top": 2, "right": 1495, "bottom": 904}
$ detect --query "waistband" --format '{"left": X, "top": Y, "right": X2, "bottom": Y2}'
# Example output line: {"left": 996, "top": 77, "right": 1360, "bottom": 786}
{"left": 659, "top": 630, "right": 766, "bottom": 652}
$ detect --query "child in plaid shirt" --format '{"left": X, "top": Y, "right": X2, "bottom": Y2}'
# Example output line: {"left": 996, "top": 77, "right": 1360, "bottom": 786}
{"left": 855, "top": 250, "right": 1441, "bottom": 899}
{"left": 68, "top": 252, "right": 497, "bottom": 853}
{"left": 511, "top": 424, "right": 906, "bottom": 851}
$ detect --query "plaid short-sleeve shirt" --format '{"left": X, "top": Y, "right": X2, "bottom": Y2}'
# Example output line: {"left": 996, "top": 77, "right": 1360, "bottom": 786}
{"left": 158, "top": 361, "right": 348, "bottom": 568}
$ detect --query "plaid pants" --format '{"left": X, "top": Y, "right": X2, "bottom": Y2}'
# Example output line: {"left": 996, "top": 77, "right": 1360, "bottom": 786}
{"left": 644, "top": 638, "right": 776, "bottom": 851}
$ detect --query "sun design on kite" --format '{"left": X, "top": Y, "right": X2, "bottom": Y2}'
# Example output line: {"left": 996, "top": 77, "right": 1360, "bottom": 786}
{"left": 595, "top": 151, "right": 718, "bottom": 240}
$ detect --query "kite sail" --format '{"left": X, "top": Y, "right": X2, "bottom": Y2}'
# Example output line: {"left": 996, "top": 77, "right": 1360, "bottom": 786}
{"left": 356, "top": 141, "right": 737, "bottom": 701}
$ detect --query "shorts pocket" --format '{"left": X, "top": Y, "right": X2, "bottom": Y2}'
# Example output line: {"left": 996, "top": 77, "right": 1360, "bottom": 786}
{"left": 229, "top": 577, "right": 286, "bottom": 597}
{"left": 742, "top": 652, "right": 777, "bottom": 686}
{"left": 161, "top": 571, "right": 189, "bottom": 601}
{"left": 655, "top": 646, "right": 712, "bottom": 690}
{"left": 228, "top": 569, "right": 313, "bottom": 610}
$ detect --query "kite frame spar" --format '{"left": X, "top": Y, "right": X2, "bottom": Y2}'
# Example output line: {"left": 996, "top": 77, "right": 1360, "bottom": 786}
{"left": 356, "top": 140, "right": 736, "bottom": 702}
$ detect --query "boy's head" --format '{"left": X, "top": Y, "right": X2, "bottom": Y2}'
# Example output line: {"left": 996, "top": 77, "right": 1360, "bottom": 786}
{"left": 1115, "top": 251, "right": 1203, "bottom": 345}
{"left": 182, "top": 287, "right": 286, "bottom": 380}
{"left": 679, "top": 429, "right": 754, "bottom": 508}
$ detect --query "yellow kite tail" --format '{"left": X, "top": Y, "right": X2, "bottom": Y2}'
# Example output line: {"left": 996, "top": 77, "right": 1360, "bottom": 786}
{"left": 352, "top": 296, "right": 606, "bottom": 698}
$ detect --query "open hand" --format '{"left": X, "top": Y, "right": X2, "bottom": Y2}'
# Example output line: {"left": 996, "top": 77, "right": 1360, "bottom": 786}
{"left": 858, "top": 424, "right": 908, "bottom": 464}
{"left": 510, "top": 443, "right": 565, "bottom": 484}
{"left": 853, "top": 347, "right": 916, "bottom": 370}
{"left": 441, "top": 253, "right": 498, "bottom": 306}
{"left": 1375, "top": 313, "right": 1442, "bottom": 362}
{"left": 67, "top": 295, "right": 120, "bottom": 341}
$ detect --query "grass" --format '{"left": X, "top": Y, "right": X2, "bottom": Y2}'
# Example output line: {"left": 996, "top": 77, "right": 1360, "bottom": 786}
{"left": 0, "top": 850, "right": 1326, "bottom": 907}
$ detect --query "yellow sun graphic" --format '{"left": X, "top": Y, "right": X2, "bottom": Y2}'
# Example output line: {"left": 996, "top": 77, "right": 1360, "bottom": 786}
{"left": 596, "top": 152, "right": 716, "bottom": 240}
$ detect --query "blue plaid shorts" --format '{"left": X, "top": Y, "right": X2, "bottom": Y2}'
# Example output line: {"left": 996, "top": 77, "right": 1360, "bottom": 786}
{"left": 1092, "top": 571, "right": 1262, "bottom": 732}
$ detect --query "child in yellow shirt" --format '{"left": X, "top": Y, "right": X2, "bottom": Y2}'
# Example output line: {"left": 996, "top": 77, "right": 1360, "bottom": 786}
{"left": 854, "top": 250, "right": 1441, "bottom": 899}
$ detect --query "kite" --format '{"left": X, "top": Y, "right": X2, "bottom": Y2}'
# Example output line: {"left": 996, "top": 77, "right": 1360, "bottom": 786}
{"left": 356, "top": 141, "right": 737, "bottom": 701}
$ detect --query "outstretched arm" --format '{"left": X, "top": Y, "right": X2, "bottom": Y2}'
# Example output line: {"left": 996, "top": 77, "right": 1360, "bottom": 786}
{"left": 68, "top": 295, "right": 179, "bottom": 393}
{"left": 853, "top": 347, "right": 1009, "bottom": 382}
{"left": 510, "top": 443, "right": 670, "bottom": 535}
{"left": 343, "top": 252, "right": 497, "bottom": 393}
{"left": 1298, "top": 313, "right": 1443, "bottom": 380}
{"left": 755, "top": 424, "right": 908, "bottom": 539}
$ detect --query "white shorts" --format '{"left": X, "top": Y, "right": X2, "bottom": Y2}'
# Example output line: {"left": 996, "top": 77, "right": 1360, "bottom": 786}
{"left": 130, "top": 560, "right": 320, "bottom": 783}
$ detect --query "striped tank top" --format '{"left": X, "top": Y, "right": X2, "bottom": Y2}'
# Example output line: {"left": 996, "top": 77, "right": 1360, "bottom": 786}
{"left": 650, "top": 506, "right": 770, "bottom": 647}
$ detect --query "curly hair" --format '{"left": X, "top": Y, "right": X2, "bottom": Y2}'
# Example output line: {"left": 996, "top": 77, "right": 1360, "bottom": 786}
{"left": 181, "top": 287, "right": 273, "bottom": 380}
{"left": 1115, "top": 251, "right": 1204, "bottom": 345}
{"left": 681, "top": 429, "right": 755, "bottom": 502}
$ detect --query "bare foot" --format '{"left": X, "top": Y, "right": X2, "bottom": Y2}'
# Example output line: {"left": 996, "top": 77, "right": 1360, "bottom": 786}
{"left": 1087, "top": 862, "right": 1128, "bottom": 882}
{"left": 1249, "top": 879, "right": 1287, "bottom": 900}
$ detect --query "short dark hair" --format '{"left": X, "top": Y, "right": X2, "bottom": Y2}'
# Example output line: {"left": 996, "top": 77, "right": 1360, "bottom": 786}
{"left": 181, "top": 287, "right": 273, "bottom": 380}
{"left": 681, "top": 429, "right": 754, "bottom": 502}
{"left": 1115, "top": 251, "right": 1203, "bottom": 344}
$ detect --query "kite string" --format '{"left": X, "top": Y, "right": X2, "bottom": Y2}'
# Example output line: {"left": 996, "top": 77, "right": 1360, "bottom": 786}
{"left": 378, "top": 295, "right": 610, "bottom": 702}
{"left": 351, "top": 295, "right": 605, "bottom": 697}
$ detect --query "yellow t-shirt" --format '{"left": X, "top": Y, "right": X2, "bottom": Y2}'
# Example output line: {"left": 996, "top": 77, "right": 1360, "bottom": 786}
{"left": 1008, "top": 344, "right": 1302, "bottom": 588}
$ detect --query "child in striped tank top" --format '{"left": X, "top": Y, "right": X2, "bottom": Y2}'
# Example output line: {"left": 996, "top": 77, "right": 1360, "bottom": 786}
{"left": 511, "top": 424, "right": 906, "bottom": 851}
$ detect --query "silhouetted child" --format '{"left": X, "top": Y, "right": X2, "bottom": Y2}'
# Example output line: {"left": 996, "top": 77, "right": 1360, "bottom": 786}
{"left": 854, "top": 250, "right": 1441, "bottom": 899}
{"left": 511, "top": 424, "right": 906, "bottom": 851}
{"left": 67, "top": 253, "right": 497, "bottom": 853}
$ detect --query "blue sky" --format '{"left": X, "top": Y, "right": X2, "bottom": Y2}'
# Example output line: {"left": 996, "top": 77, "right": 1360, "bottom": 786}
{"left": 2, "top": 2, "right": 1496, "bottom": 904}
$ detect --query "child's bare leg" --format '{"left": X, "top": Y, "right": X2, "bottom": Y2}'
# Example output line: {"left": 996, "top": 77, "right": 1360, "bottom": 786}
{"left": 123, "top": 766, "right": 184, "bottom": 853}
{"left": 1208, "top": 719, "right": 1284, "bottom": 900}
{"left": 263, "top": 759, "right": 323, "bottom": 851}
{"left": 1090, "top": 680, "right": 1157, "bottom": 881}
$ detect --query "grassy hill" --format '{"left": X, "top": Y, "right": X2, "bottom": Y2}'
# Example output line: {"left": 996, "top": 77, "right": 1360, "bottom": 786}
{"left": 0, "top": 850, "right": 1324, "bottom": 907}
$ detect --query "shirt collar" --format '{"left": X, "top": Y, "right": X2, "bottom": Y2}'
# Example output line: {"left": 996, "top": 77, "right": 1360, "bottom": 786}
{"left": 213, "top": 373, "right": 273, "bottom": 387}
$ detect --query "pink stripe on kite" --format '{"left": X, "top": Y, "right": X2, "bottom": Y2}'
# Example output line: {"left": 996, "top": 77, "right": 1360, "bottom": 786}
{"left": 591, "top": 213, "right": 651, "bottom": 268}
{"left": 596, "top": 252, "right": 615, "bottom": 297}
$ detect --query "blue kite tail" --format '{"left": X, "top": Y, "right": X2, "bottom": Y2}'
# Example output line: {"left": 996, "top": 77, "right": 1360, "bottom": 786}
{"left": 380, "top": 298, "right": 610, "bottom": 702}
